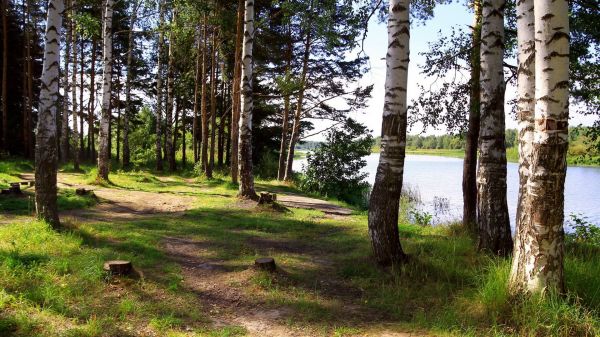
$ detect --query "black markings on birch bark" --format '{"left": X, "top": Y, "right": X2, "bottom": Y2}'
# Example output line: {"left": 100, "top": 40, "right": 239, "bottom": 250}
{"left": 35, "top": 0, "right": 64, "bottom": 228}
{"left": 476, "top": 0, "right": 513, "bottom": 256}
{"left": 367, "top": 0, "right": 409, "bottom": 266}
{"left": 97, "top": 0, "right": 114, "bottom": 181}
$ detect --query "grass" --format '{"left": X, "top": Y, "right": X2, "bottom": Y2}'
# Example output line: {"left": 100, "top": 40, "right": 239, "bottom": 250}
{"left": 0, "top": 159, "right": 598, "bottom": 336}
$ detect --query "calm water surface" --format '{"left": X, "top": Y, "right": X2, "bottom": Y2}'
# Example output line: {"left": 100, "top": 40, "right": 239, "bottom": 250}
{"left": 293, "top": 154, "right": 600, "bottom": 228}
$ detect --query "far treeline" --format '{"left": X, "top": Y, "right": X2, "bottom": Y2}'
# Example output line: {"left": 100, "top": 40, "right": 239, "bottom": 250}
{"left": 372, "top": 126, "right": 600, "bottom": 166}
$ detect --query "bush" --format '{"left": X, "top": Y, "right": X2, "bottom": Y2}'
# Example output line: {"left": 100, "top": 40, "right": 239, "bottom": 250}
{"left": 298, "top": 118, "right": 373, "bottom": 207}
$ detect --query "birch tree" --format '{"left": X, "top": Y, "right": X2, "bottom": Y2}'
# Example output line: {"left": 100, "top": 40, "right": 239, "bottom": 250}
{"left": 476, "top": 0, "right": 512, "bottom": 256}
{"left": 510, "top": 0, "right": 570, "bottom": 294}
{"left": 165, "top": 7, "right": 176, "bottom": 171}
{"left": 97, "top": 0, "right": 114, "bottom": 181}
{"left": 123, "top": 0, "right": 141, "bottom": 168}
{"left": 230, "top": 0, "right": 243, "bottom": 184}
{"left": 238, "top": 0, "right": 256, "bottom": 199}
{"left": 35, "top": 0, "right": 64, "bottom": 228}
{"left": 509, "top": 0, "right": 535, "bottom": 291}
{"left": 367, "top": 0, "right": 410, "bottom": 266}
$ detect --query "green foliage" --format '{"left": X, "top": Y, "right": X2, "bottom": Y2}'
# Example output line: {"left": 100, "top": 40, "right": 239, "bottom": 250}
{"left": 409, "top": 209, "right": 433, "bottom": 226}
{"left": 299, "top": 119, "right": 373, "bottom": 207}
{"left": 567, "top": 213, "right": 600, "bottom": 246}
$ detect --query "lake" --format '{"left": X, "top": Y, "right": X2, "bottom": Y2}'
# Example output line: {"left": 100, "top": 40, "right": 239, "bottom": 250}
{"left": 293, "top": 153, "right": 600, "bottom": 228}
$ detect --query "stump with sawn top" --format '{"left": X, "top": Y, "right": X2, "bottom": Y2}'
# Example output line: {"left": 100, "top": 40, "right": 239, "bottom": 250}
{"left": 255, "top": 257, "right": 276, "bottom": 272}
{"left": 103, "top": 260, "right": 133, "bottom": 275}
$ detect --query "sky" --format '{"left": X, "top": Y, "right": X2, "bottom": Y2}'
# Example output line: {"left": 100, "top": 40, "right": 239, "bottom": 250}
{"left": 306, "top": 2, "right": 596, "bottom": 140}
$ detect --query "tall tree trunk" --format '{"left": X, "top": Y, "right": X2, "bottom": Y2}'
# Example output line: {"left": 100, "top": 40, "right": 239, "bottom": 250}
{"left": 166, "top": 9, "right": 175, "bottom": 171}
{"left": 462, "top": 0, "right": 481, "bottom": 233}
{"left": 193, "top": 29, "right": 201, "bottom": 163}
{"left": 61, "top": 2, "right": 71, "bottom": 162}
{"left": 230, "top": 0, "right": 243, "bottom": 183}
{"left": 71, "top": 2, "right": 79, "bottom": 170}
{"left": 476, "top": 0, "right": 512, "bottom": 256}
{"left": 509, "top": 0, "right": 569, "bottom": 294}
{"left": 200, "top": 15, "right": 209, "bottom": 175}
{"left": 238, "top": 0, "right": 256, "bottom": 199}
{"left": 155, "top": 0, "right": 164, "bottom": 171}
{"left": 173, "top": 96, "right": 180, "bottom": 169}
{"left": 208, "top": 30, "right": 217, "bottom": 178}
{"left": 97, "top": 0, "right": 114, "bottom": 181}
{"left": 367, "top": 0, "right": 410, "bottom": 266}
{"left": 1, "top": 0, "right": 7, "bottom": 151}
{"left": 88, "top": 38, "right": 97, "bottom": 159}
{"left": 22, "top": 0, "right": 32, "bottom": 158}
{"left": 79, "top": 38, "right": 84, "bottom": 159}
{"left": 277, "top": 30, "right": 292, "bottom": 181}
{"left": 26, "top": 0, "right": 33, "bottom": 157}
{"left": 509, "top": 0, "right": 536, "bottom": 294}
{"left": 123, "top": 1, "right": 138, "bottom": 168}
{"left": 115, "top": 64, "right": 121, "bottom": 161}
{"left": 35, "top": 0, "right": 64, "bottom": 228}
{"left": 217, "top": 73, "right": 226, "bottom": 167}
{"left": 181, "top": 100, "right": 186, "bottom": 167}
{"left": 284, "top": 28, "right": 311, "bottom": 181}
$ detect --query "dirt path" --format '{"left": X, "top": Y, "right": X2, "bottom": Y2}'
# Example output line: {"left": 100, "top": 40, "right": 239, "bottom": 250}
{"left": 6, "top": 174, "right": 423, "bottom": 336}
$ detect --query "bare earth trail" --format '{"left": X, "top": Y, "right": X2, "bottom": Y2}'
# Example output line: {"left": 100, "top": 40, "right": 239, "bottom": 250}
{"left": 10, "top": 172, "right": 425, "bottom": 337}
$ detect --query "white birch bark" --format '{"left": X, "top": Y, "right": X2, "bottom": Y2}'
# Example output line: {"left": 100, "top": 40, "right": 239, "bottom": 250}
{"left": 367, "top": 0, "right": 410, "bottom": 266}
{"left": 476, "top": 0, "right": 512, "bottom": 255}
{"left": 35, "top": 0, "right": 64, "bottom": 227}
{"left": 166, "top": 9, "right": 175, "bottom": 171}
{"left": 238, "top": 0, "right": 256, "bottom": 198}
{"left": 509, "top": 0, "right": 536, "bottom": 291}
{"left": 97, "top": 0, "right": 113, "bottom": 180}
{"left": 123, "top": 0, "right": 140, "bottom": 168}
{"left": 511, "top": 0, "right": 569, "bottom": 294}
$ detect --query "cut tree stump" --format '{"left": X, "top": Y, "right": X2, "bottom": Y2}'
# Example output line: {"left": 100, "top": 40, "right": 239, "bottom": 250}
{"left": 9, "top": 183, "right": 21, "bottom": 194}
{"left": 255, "top": 257, "right": 276, "bottom": 272}
{"left": 258, "top": 192, "right": 277, "bottom": 205}
{"left": 103, "top": 260, "right": 133, "bottom": 275}
{"left": 76, "top": 188, "right": 89, "bottom": 196}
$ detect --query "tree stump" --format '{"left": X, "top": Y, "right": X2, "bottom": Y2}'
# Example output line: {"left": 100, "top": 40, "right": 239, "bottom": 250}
{"left": 103, "top": 260, "right": 133, "bottom": 275}
{"left": 255, "top": 257, "right": 276, "bottom": 272}
{"left": 258, "top": 192, "right": 277, "bottom": 205}
{"left": 9, "top": 183, "right": 21, "bottom": 194}
{"left": 76, "top": 188, "right": 89, "bottom": 196}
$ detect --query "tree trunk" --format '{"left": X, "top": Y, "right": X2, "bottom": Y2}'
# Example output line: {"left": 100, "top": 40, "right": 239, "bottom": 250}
{"left": 166, "top": 9, "right": 176, "bottom": 171}
{"left": 193, "top": 29, "right": 201, "bottom": 163}
{"left": 230, "top": 0, "right": 243, "bottom": 184}
{"left": 238, "top": 0, "right": 256, "bottom": 199}
{"left": 79, "top": 38, "right": 84, "bottom": 159}
{"left": 123, "top": 1, "right": 138, "bottom": 168}
{"left": 88, "top": 38, "right": 97, "bottom": 159}
{"left": 509, "top": 0, "right": 569, "bottom": 294}
{"left": 200, "top": 16, "right": 209, "bottom": 175}
{"left": 1, "top": 0, "right": 7, "bottom": 151}
{"left": 208, "top": 30, "right": 218, "bottom": 178}
{"left": 462, "top": 0, "right": 481, "bottom": 234}
{"left": 26, "top": 0, "right": 33, "bottom": 157}
{"left": 181, "top": 100, "right": 186, "bottom": 166}
{"left": 476, "top": 0, "right": 512, "bottom": 256}
{"left": 22, "top": 0, "right": 32, "bottom": 158}
{"left": 217, "top": 74, "right": 226, "bottom": 167}
{"left": 97, "top": 0, "right": 114, "bottom": 181}
{"left": 155, "top": 0, "right": 164, "bottom": 171}
{"left": 277, "top": 30, "right": 292, "bottom": 181}
{"left": 284, "top": 18, "right": 312, "bottom": 181}
{"left": 367, "top": 0, "right": 409, "bottom": 266}
{"left": 35, "top": 0, "right": 64, "bottom": 228}
{"left": 115, "top": 64, "right": 121, "bottom": 161}
{"left": 173, "top": 96, "right": 180, "bottom": 169}
{"left": 60, "top": 2, "right": 71, "bottom": 162}
{"left": 71, "top": 6, "right": 79, "bottom": 171}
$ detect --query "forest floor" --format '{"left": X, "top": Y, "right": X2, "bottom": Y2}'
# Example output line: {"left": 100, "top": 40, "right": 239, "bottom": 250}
{"left": 0, "top": 159, "right": 599, "bottom": 337}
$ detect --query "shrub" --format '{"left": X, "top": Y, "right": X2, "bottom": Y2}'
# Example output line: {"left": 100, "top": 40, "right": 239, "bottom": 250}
{"left": 298, "top": 118, "right": 373, "bottom": 207}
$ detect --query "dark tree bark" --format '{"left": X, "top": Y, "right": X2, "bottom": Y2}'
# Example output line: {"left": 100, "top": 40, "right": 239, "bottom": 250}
{"left": 462, "top": 0, "right": 482, "bottom": 234}
{"left": 155, "top": 0, "right": 165, "bottom": 171}
{"left": 200, "top": 16, "right": 209, "bottom": 176}
{"left": 230, "top": 0, "right": 243, "bottom": 184}
{"left": 1, "top": 0, "right": 7, "bottom": 151}
{"left": 88, "top": 38, "right": 97, "bottom": 159}
{"left": 208, "top": 30, "right": 218, "bottom": 178}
